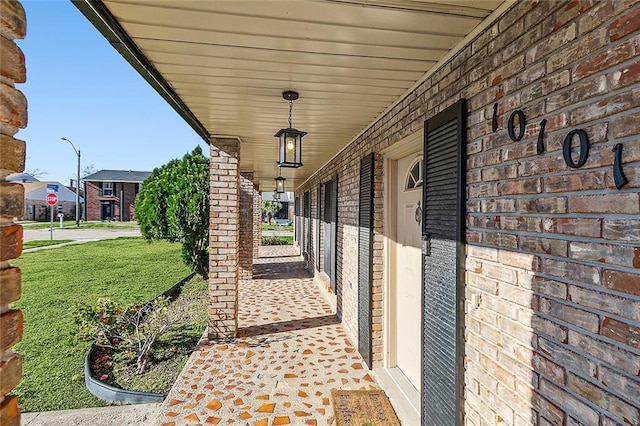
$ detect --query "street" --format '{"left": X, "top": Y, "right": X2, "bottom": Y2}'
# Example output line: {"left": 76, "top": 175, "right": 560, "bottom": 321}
{"left": 23, "top": 227, "right": 142, "bottom": 243}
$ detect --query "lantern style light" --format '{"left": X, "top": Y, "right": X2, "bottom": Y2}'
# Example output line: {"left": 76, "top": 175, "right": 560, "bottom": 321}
{"left": 274, "top": 168, "right": 286, "bottom": 194}
{"left": 275, "top": 91, "right": 306, "bottom": 168}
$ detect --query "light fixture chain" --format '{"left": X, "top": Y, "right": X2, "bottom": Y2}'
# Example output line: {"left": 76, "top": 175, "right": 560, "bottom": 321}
{"left": 288, "top": 99, "right": 293, "bottom": 128}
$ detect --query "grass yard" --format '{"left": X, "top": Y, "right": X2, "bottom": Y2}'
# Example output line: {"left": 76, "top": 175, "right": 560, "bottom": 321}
{"left": 262, "top": 235, "right": 294, "bottom": 245}
{"left": 23, "top": 240, "right": 72, "bottom": 249}
{"left": 261, "top": 223, "right": 293, "bottom": 231}
{"left": 10, "top": 237, "right": 193, "bottom": 412}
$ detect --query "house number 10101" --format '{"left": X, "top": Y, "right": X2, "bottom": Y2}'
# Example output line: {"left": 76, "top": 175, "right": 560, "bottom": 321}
{"left": 492, "top": 103, "right": 629, "bottom": 189}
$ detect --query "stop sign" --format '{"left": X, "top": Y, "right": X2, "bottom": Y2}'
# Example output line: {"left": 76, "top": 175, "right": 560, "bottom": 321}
{"left": 46, "top": 193, "right": 58, "bottom": 206}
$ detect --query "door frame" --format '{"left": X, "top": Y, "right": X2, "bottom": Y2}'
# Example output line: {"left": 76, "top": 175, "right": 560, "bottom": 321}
{"left": 380, "top": 131, "right": 423, "bottom": 368}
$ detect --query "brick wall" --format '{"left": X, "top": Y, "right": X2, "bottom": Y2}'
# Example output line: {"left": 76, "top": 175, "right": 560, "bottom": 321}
{"left": 84, "top": 181, "right": 101, "bottom": 220}
{"left": 120, "top": 182, "right": 137, "bottom": 221}
{"left": 208, "top": 137, "right": 240, "bottom": 339}
{"left": 252, "top": 184, "right": 260, "bottom": 257}
{"left": 0, "top": 1, "right": 26, "bottom": 424}
{"left": 296, "top": 1, "right": 640, "bottom": 424}
{"left": 239, "top": 172, "right": 254, "bottom": 279}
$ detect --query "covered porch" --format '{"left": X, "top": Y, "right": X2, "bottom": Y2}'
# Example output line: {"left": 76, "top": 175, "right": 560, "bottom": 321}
{"left": 4, "top": 1, "right": 638, "bottom": 425}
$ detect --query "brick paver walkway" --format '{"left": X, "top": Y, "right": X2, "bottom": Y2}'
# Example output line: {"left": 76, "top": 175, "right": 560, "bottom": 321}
{"left": 157, "top": 245, "right": 379, "bottom": 425}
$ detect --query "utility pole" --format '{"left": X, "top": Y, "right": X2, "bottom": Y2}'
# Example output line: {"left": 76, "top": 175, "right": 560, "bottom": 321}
{"left": 61, "top": 137, "right": 81, "bottom": 227}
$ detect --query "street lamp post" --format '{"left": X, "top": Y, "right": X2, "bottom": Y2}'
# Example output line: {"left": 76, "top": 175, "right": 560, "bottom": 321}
{"left": 61, "top": 137, "right": 81, "bottom": 227}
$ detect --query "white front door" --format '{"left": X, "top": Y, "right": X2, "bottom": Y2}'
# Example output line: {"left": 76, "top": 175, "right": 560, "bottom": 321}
{"left": 394, "top": 153, "right": 423, "bottom": 390}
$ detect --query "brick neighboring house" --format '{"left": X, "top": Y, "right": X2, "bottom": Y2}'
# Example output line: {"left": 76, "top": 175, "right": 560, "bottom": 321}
{"left": 83, "top": 170, "right": 150, "bottom": 222}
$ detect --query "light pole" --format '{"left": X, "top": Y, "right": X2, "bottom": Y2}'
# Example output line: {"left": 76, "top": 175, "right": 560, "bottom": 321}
{"left": 61, "top": 137, "right": 81, "bottom": 227}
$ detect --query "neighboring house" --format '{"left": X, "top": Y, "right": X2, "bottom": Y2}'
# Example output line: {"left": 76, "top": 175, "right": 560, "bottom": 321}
{"left": 83, "top": 170, "right": 150, "bottom": 222}
{"left": 6, "top": 172, "right": 39, "bottom": 183}
{"left": 16, "top": 181, "right": 79, "bottom": 221}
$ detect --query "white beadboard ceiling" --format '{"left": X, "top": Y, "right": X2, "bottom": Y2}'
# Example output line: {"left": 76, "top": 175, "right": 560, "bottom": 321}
{"left": 77, "top": 0, "right": 507, "bottom": 190}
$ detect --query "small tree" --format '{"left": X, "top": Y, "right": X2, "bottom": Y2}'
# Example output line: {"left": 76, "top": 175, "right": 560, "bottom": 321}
{"left": 135, "top": 147, "right": 209, "bottom": 278}
{"left": 262, "top": 200, "right": 282, "bottom": 224}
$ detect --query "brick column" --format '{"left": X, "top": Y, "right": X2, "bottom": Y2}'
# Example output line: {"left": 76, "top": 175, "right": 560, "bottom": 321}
{"left": 208, "top": 137, "right": 240, "bottom": 340}
{"left": 239, "top": 172, "right": 254, "bottom": 279}
{"left": 0, "top": 2, "right": 26, "bottom": 425}
{"left": 253, "top": 184, "right": 261, "bottom": 257}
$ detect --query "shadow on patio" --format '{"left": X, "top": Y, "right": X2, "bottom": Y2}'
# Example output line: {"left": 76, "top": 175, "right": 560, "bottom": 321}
{"left": 156, "top": 245, "right": 379, "bottom": 425}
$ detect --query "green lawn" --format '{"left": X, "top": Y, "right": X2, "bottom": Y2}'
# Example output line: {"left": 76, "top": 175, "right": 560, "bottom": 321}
{"left": 21, "top": 221, "right": 140, "bottom": 230}
{"left": 10, "top": 237, "right": 193, "bottom": 412}
{"left": 261, "top": 223, "right": 293, "bottom": 231}
{"left": 262, "top": 235, "right": 294, "bottom": 245}
{"left": 23, "top": 240, "right": 72, "bottom": 249}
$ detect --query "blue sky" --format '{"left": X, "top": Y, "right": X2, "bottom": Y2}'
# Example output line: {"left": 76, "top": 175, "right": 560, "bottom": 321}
{"left": 16, "top": 0, "right": 207, "bottom": 184}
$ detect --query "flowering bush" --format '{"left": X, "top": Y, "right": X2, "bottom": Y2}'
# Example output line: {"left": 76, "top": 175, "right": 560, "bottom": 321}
{"left": 70, "top": 298, "right": 131, "bottom": 348}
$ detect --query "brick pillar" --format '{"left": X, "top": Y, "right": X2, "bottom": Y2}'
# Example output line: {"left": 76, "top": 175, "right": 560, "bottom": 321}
{"left": 208, "top": 137, "right": 240, "bottom": 340}
{"left": 253, "top": 184, "right": 261, "bottom": 257}
{"left": 0, "top": 2, "right": 26, "bottom": 425}
{"left": 239, "top": 172, "right": 254, "bottom": 279}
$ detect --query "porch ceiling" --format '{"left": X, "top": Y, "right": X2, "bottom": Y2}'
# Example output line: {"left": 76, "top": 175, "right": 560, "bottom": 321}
{"left": 75, "top": 0, "right": 506, "bottom": 190}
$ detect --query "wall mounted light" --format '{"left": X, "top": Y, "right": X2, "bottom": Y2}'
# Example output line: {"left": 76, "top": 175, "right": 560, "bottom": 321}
{"left": 275, "top": 91, "right": 306, "bottom": 168}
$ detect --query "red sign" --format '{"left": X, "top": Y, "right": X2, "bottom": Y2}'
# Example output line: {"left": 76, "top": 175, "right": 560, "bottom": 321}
{"left": 46, "top": 193, "right": 58, "bottom": 206}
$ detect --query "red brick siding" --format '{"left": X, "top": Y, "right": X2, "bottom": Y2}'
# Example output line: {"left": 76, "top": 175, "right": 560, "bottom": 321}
{"left": 0, "top": 2, "right": 26, "bottom": 424}
{"left": 296, "top": 1, "right": 640, "bottom": 424}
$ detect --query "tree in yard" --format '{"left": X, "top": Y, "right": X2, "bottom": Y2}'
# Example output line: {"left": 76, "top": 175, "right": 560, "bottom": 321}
{"left": 135, "top": 147, "right": 209, "bottom": 279}
{"left": 81, "top": 164, "right": 97, "bottom": 181}
{"left": 25, "top": 168, "right": 47, "bottom": 179}
{"left": 262, "top": 200, "right": 282, "bottom": 224}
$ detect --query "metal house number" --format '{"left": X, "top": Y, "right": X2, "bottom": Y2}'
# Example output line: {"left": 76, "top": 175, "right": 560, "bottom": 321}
{"left": 492, "top": 103, "right": 629, "bottom": 189}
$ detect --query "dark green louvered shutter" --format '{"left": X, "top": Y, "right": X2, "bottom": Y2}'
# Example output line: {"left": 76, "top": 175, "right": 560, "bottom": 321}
{"left": 358, "top": 153, "right": 374, "bottom": 368}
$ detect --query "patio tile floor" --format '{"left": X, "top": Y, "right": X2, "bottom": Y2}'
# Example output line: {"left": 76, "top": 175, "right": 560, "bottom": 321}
{"left": 156, "top": 245, "right": 379, "bottom": 425}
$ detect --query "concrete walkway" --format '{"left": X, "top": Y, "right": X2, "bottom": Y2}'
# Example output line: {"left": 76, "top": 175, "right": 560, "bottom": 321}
{"left": 21, "top": 403, "right": 160, "bottom": 426}
{"left": 156, "top": 245, "right": 380, "bottom": 425}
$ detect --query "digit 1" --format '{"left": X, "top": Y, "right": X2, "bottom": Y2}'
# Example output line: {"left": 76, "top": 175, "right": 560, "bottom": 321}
{"left": 492, "top": 103, "right": 498, "bottom": 132}
{"left": 537, "top": 119, "right": 547, "bottom": 155}
{"left": 612, "top": 143, "right": 628, "bottom": 190}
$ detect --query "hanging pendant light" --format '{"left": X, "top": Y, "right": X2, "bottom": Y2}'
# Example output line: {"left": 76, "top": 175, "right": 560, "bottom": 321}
{"left": 275, "top": 91, "right": 306, "bottom": 168}
{"left": 274, "top": 167, "right": 286, "bottom": 194}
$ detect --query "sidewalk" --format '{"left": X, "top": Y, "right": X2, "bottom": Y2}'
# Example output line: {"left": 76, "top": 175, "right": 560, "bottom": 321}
{"left": 21, "top": 403, "right": 160, "bottom": 426}
{"left": 155, "top": 245, "right": 379, "bottom": 425}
